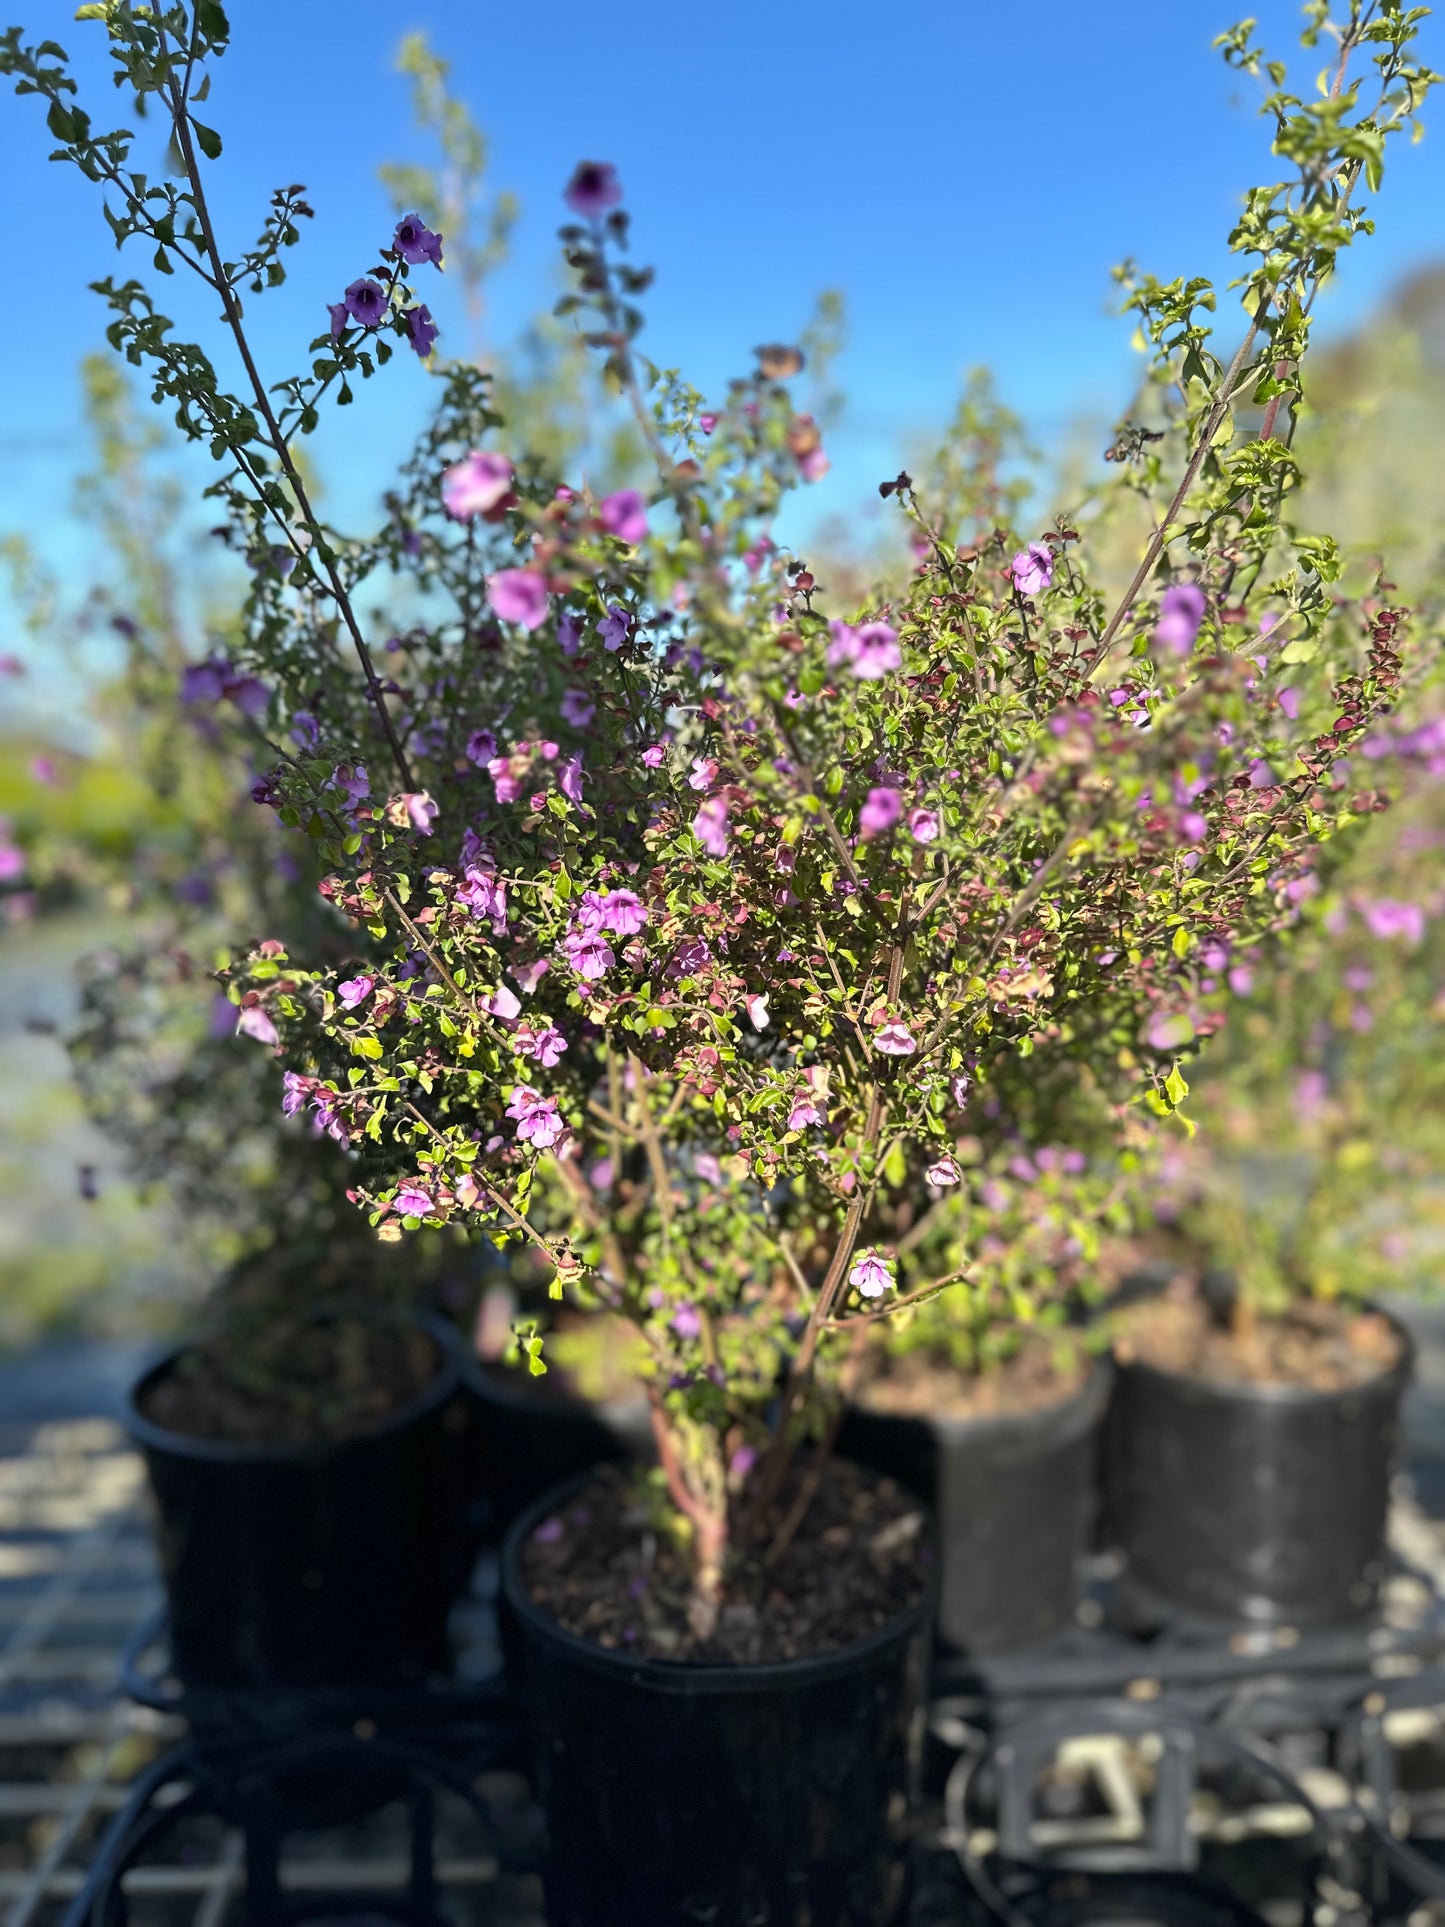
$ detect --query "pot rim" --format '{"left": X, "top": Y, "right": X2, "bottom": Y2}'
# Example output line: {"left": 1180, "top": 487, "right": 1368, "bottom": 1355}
{"left": 124, "top": 1306, "right": 463, "bottom": 1465}
{"left": 501, "top": 1468, "right": 936, "bottom": 1695}
{"left": 853, "top": 1346, "right": 1114, "bottom": 1444}
{"left": 1110, "top": 1302, "right": 1416, "bottom": 1408}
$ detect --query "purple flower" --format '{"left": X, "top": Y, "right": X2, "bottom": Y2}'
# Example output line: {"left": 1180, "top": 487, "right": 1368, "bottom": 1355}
{"left": 1363, "top": 898, "right": 1425, "bottom": 944}
{"left": 484, "top": 982, "right": 522, "bottom": 1019}
{"left": 394, "top": 1183, "right": 433, "bottom": 1218}
{"left": 599, "top": 604, "right": 632, "bottom": 651}
{"left": 564, "top": 160, "right": 623, "bottom": 218}
{"left": 826, "top": 620, "right": 901, "bottom": 680}
{"left": 337, "top": 975, "right": 373, "bottom": 1009}
{"left": 689, "top": 757, "right": 719, "bottom": 792}
{"left": 333, "top": 762, "right": 369, "bottom": 805}
{"left": 506, "top": 1085, "right": 566, "bottom": 1149}
{"left": 1144, "top": 1010, "right": 1195, "bottom": 1051}
{"left": 559, "top": 755, "right": 585, "bottom": 803}
{"left": 563, "top": 929, "right": 615, "bottom": 979}
{"left": 669, "top": 936, "right": 713, "bottom": 979}
{"left": 281, "top": 1071, "right": 312, "bottom": 1116}
{"left": 560, "top": 687, "right": 595, "bottom": 728}
{"left": 290, "top": 710, "right": 320, "bottom": 751}
{"left": 641, "top": 743, "right": 666, "bottom": 768}
{"left": 849, "top": 1250, "right": 894, "bottom": 1299}
{"left": 598, "top": 489, "right": 647, "bottom": 544}
{"left": 1248, "top": 760, "right": 1278, "bottom": 790}
{"left": 403, "top": 792, "right": 438, "bottom": 833}
{"left": 692, "top": 796, "right": 730, "bottom": 857}
{"left": 457, "top": 865, "right": 509, "bottom": 932}
{"left": 237, "top": 1005, "right": 279, "bottom": 1047}
{"left": 328, "top": 301, "right": 349, "bottom": 339}
{"left": 443, "top": 451, "right": 513, "bottom": 520}
{"left": 859, "top": 786, "right": 903, "bottom": 837}
{"left": 908, "top": 808, "right": 940, "bottom": 844}
{"left": 343, "top": 278, "right": 386, "bottom": 328}
{"left": 181, "top": 659, "right": 227, "bottom": 704}
{"left": 1154, "top": 582, "right": 1206, "bottom": 657}
{"left": 393, "top": 212, "right": 443, "bottom": 268}
{"left": 926, "top": 1157, "right": 961, "bottom": 1187}
{"left": 404, "top": 304, "right": 438, "bottom": 358}
{"left": 1279, "top": 687, "right": 1300, "bottom": 721}
{"left": 489, "top": 755, "right": 524, "bottom": 804}
{"left": 874, "top": 1021, "right": 917, "bottom": 1056}
{"left": 799, "top": 446, "right": 829, "bottom": 483}
{"left": 518, "top": 1024, "right": 568, "bottom": 1067}
{"left": 671, "top": 1305, "right": 702, "bottom": 1340}
{"left": 744, "top": 993, "right": 770, "bottom": 1031}
{"left": 610, "top": 890, "right": 650, "bottom": 936}
{"left": 487, "top": 569, "right": 550, "bottom": 630}
{"left": 1011, "top": 543, "right": 1053, "bottom": 597}
{"left": 788, "top": 1096, "right": 826, "bottom": 1131}
{"left": 557, "top": 613, "right": 582, "bottom": 657}
{"left": 466, "top": 729, "right": 498, "bottom": 766}
{"left": 694, "top": 1152, "right": 723, "bottom": 1184}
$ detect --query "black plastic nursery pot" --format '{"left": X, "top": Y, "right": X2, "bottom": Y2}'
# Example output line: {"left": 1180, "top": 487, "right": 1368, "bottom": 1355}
{"left": 460, "top": 1357, "right": 652, "bottom": 1543}
{"left": 1105, "top": 1313, "right": 1415, "bottom": 1626}
{"left": 839, "top": 1358, "right": 1113, "bottom": 1654}
{"left": 125, "top": 1311, "right": 472, "bottom": 1689}
{"left": 500, "top": 1476, "right": 934, "bottom": 1927}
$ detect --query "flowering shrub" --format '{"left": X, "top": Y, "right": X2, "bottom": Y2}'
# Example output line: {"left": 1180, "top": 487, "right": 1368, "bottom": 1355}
{"left": 6, "top": 1, "right": 1439, "bottom": 1616}
{"left": 1149, "top": 736, "right": 1445, "bottom": 1317}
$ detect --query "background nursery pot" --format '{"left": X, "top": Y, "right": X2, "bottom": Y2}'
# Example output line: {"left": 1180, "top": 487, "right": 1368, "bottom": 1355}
{"left": 500, "top": 1477, "right": 934, "bottom": 1927}
{"left": 125, "top": 1311, "right": 470, "bottom": 1687}
{"left": 840, "top": 1357, "right": 1113, "bottom": 1654}
{"left": 1105, "top": 1313, "right": 1415, "bottom": 1626}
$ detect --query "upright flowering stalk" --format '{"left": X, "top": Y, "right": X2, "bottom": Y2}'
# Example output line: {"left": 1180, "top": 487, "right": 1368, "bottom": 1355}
{"left": 9, "top": 2, "right": 1439, "bottom": 1627}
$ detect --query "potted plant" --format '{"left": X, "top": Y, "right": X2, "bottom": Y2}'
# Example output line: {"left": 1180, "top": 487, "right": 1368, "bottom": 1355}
{"left": 840, "top": 1139, "right": 1130, "bottom": 1655}
{"left": 1109, "top": 753, "right": 1445, "bottom": 1627}
{"left": 6, "top": 1, "right": 1437, "bottom": 1913}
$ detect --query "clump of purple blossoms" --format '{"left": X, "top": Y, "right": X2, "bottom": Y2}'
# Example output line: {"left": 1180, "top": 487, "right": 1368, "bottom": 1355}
{"left": 393, "top": 212, "right": 443, "bottom": 268}
{"left": 1010, "top": 542, "right": 1053, "bottom": 597}
{"left": 507, "top": 1086, "right": 566, "bottom": 1149}
{"left": 826, "top": 620, "right": 901, "bottom": 681}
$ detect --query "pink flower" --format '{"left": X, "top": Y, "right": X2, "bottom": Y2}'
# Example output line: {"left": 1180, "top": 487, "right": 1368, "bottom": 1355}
{"left": 860, "top": 787, "right": 903, "bottom": 837}
{"left": 826, "top": 620, "right": 901, "bottom": 680}
{"left": 487, "top": 569, "right": 550, "bottom": 630}
{"left": 788, "top": 1096, "right": 826, "bottom": 1131}
{"left": 443, "top": 451, "right": 513, "bottom": 520}
{"left": 1248, "top": 760, "right": 1278, "bottom": 790}
{"left": 517, "top": 1024, "right": 568, "bottom": 1066}
{"left": 564, "top": 160, "right": 623, "bottom": 218}
{"left": 507, "top": 1085, "right": 566, "bottom": 1149}
{"left": 1363, "top": 899, "right": 1425, "bottom": 944}
{"left": 337, "top": 975, "right": 373, "bottom": 1009}
{"left": 559, "top": 756, "right": 585, "bottom": 803}
{"left": 744, "top": 993, "right": 770, "bottom": 1031}
{"left": 237, "top": 1005, "right": 279, "bottom": 1046}
{"left": 404, "top": 792, "right": 438, "bottom": 833}
{"left": 599, "top": 889, "right": 647, "bottom": 935}
{"left": 560, "top": 688, "right": 595, "bottom": 729}
{"left": 1011, "top": 543, "right": 1053, "bottom": 597}
{"left": 849, "top": 1250, "right": 894, "bottom": 1299}
{"left": 281, "top": 1071, "right": 313, "bottom": 1116}
{"left": 695, "top": 1152, "right": 723, "bottom": 1185}
{"left": 1279, "top": 687, "right": 1300, "bottom": 721}
{"left": 394, "top": 1183, "right": 433, "bottom": 1218}
{"left": 689, "top": 757, "right": 719, "bottom": 791}
{"left": 484, "top": 983, "right": 522, "bottom": 1020}
{"left": 641, "top": 744, "right": 667, "bottom": 768}
{"left": 563, "top": 929, "right": 615, "bottom": 979}
{"left": 926, "top": 1157, "right": 961, "bottom": 1187}
{"left": 1228, "top": 965, "right": 1255, "bottom": 996}
{"left": 798, "top": 446, "right": 829, "bottom": 483}
{"left": 457, "top": 866, "right": 508, "bottom": 932}
{"left": 598, "top": 489, "right": 647, "bottom": 544}
{"left": 874, "top": 1022, "right": 917, "bottom": 1056}
{"left": 488, "top": 755, "right": 523, "bottom": 804}
{"left": 513, "top": 958, "right": 551, "bottom": 994}
{"left": 1154, "top": 582, "right": 1205, "bottom": 656}
{"left": 907, "top": 808, "right": 940, "bottom": 844}
{"left": 692, "top": 796, "right": 730, "bottom": 857}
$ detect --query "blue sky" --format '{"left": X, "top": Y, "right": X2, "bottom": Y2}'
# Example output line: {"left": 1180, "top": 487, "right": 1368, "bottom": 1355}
{"left": 1, "top": 0, "right": 1442, "bottom": 711}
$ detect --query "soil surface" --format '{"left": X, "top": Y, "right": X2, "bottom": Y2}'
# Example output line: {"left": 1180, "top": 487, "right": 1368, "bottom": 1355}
{"left": 139, "top": 1317, "right": 441, "bottom": 1447}
{"left": 520, "top": 1459, "right": 929, "bottom": 1665}
{"left": 855, "top": 1337, "right": 1091, "bottom": 1422}
{"left": 1114, "top": 1293, "right": 1403, "bottom": 1391}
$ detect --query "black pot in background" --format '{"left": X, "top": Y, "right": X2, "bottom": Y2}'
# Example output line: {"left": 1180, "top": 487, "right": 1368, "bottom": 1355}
{"left": 840, "top": 1358, "right": 1112, "bottom": 1654}
{"left": 460, "top": 1358, "right": 651, "bottom": 1544}
{"left": 125, "top": 1311, "right": 471, "bottom": 1689}
{"left": 501, "top": 1476, "right": 933, "bottom": 1927}
{"left": 1105, "top": 1316, "right": 1415, "bottom": 1626}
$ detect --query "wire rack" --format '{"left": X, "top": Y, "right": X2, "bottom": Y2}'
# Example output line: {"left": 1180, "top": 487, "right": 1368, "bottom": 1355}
{"left": 11, "top": 1385, "right": 1445, "bottom": 1926}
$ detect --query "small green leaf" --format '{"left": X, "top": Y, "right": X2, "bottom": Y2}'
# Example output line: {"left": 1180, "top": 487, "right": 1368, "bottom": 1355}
{"left": 191, "top": 119, "right": 223, "bottom": 161}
